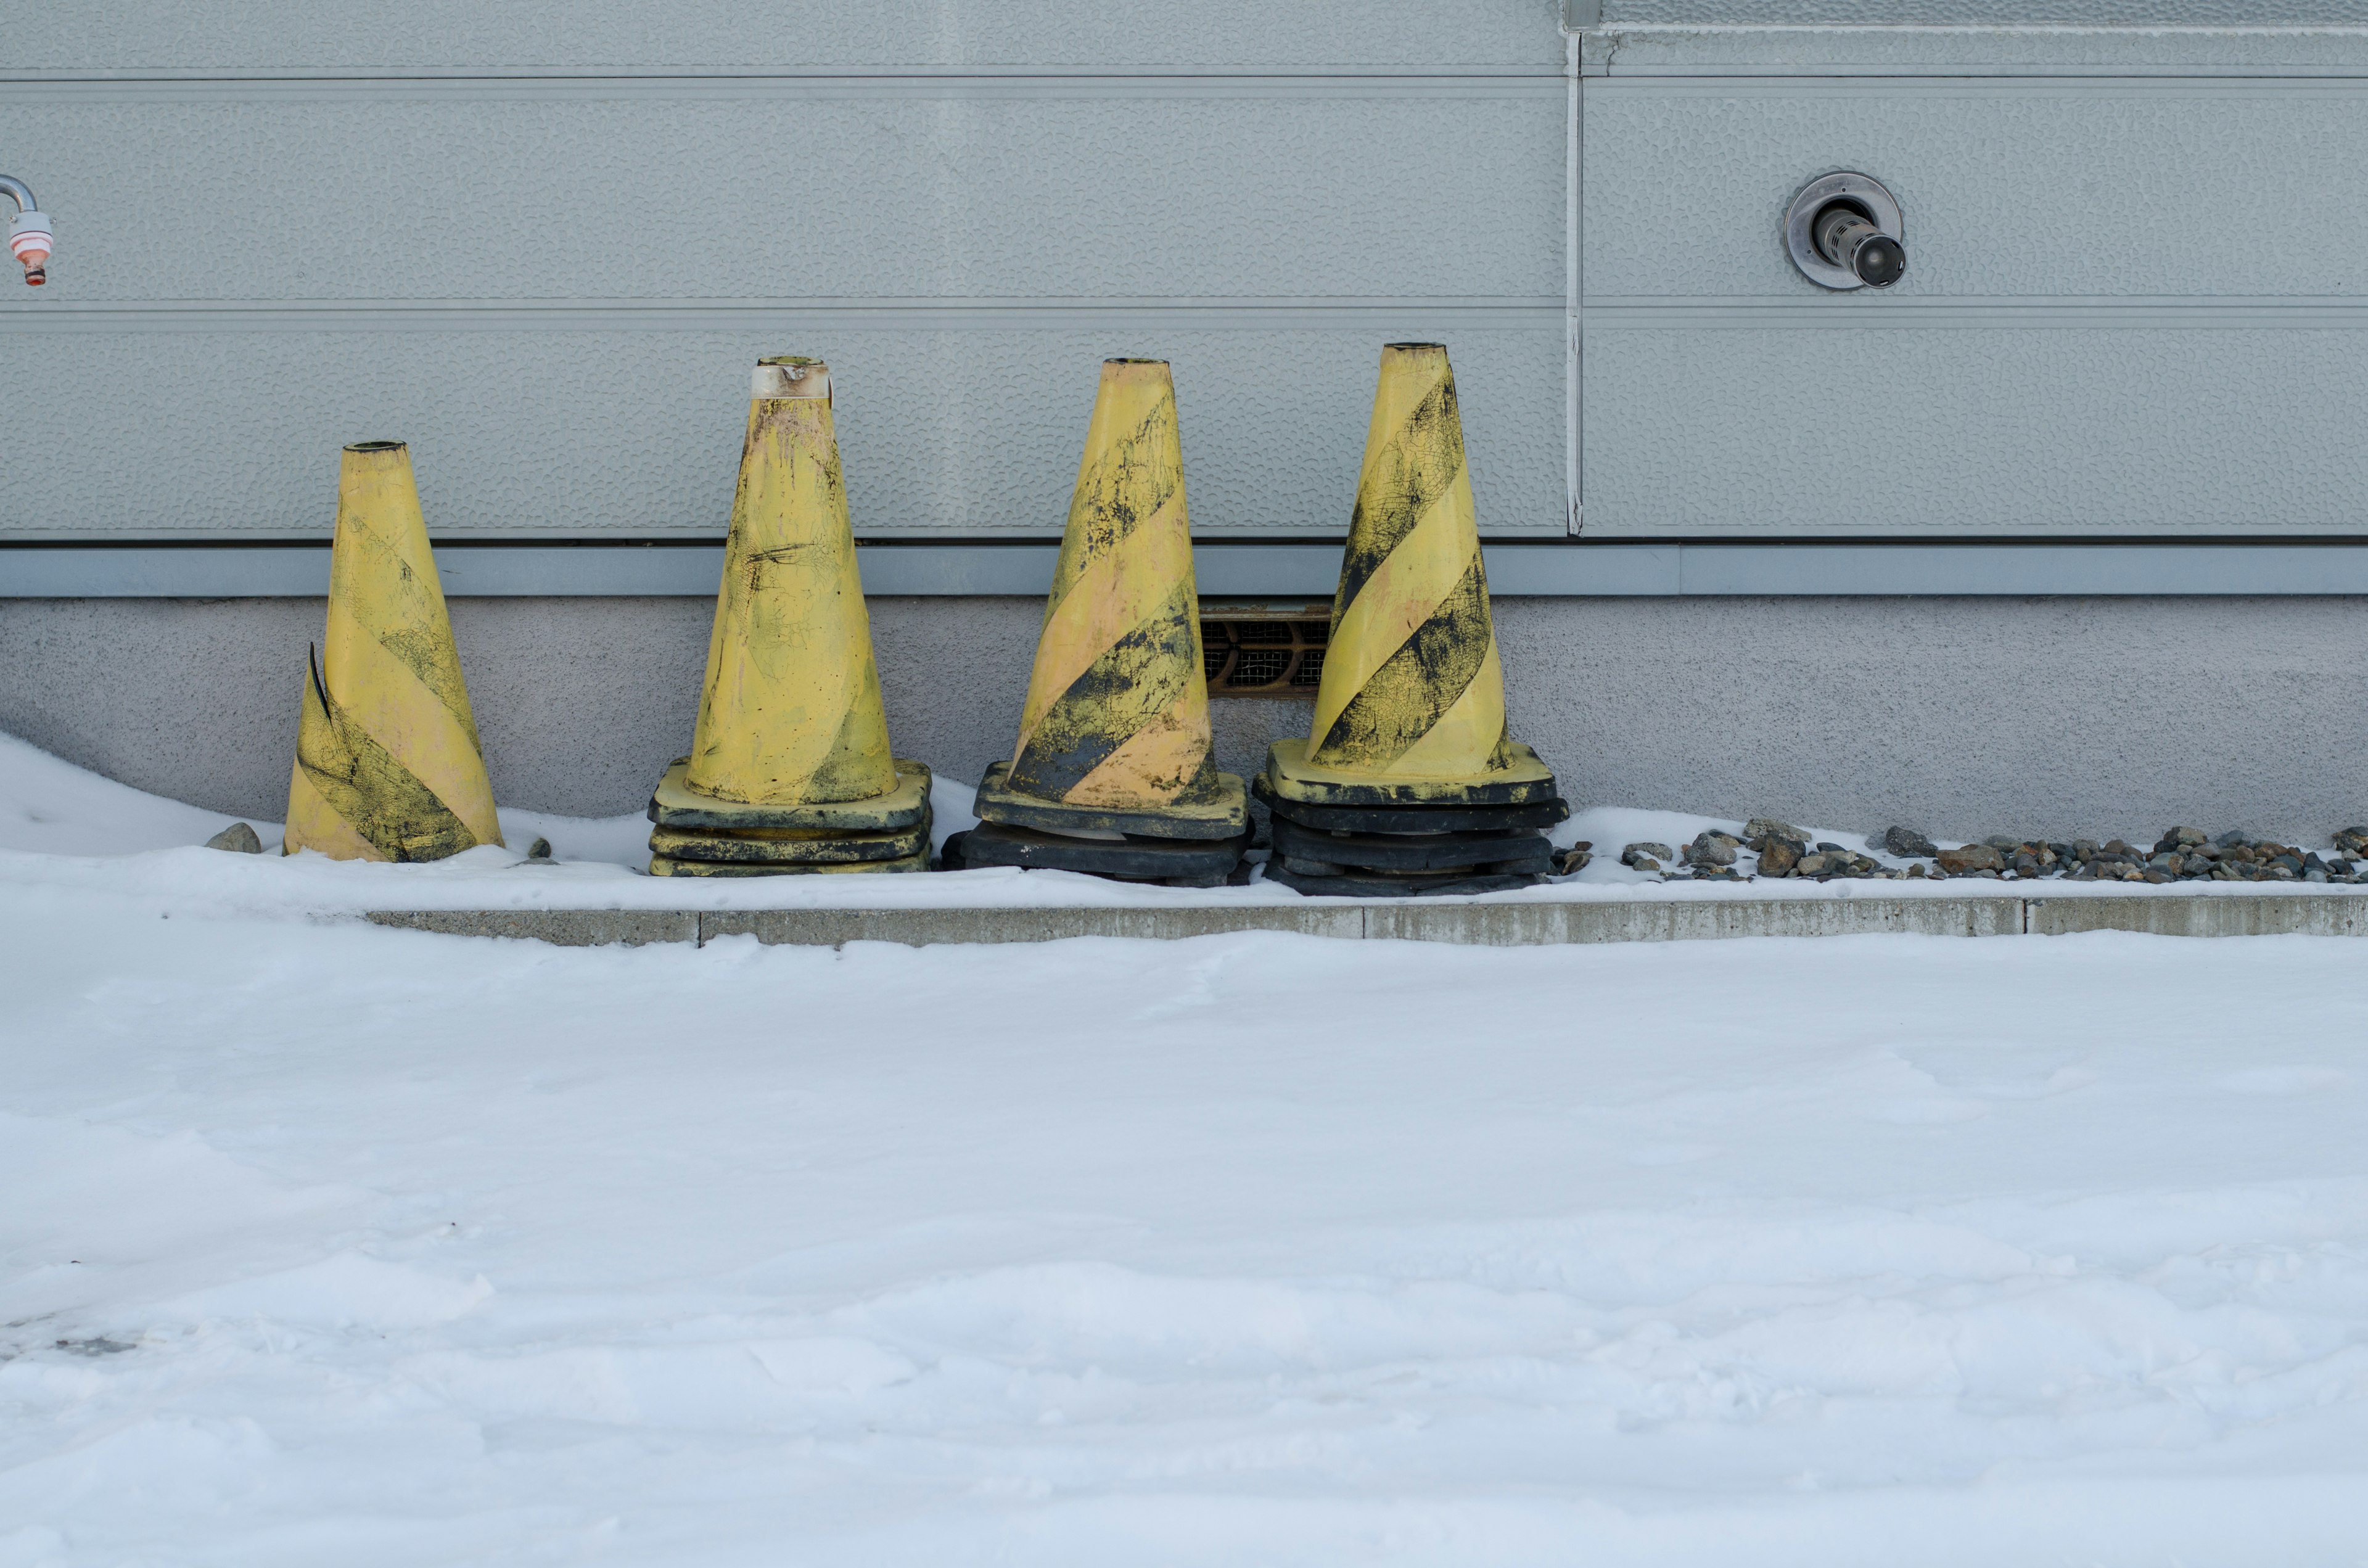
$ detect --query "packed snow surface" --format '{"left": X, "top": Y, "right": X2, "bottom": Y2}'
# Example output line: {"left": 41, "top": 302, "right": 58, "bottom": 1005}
{"left": 4, "top": 735, "right": 2367, "bottom": 1564}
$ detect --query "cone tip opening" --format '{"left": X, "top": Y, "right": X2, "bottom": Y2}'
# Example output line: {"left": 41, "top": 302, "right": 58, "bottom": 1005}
{"left": 1099, "top": 358, "right": 1175, "bottom": 385}
{"left": 343, "top": 440, "right": 408, "bottom": 456}
{"left": 1383, "top": 342, "right": 1448, "bottom": 354}
{"left": 751, "top": 358, "right": 831, "bottom": 400}
{"left": 1104, "top": 357, "right": 1169, "bottom": 366}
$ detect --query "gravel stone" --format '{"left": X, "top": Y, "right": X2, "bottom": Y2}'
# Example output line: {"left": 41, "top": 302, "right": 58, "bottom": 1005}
{"left": 203, "top": 822, "right": 262, "bottom": 853}
{"left": 1880, "top": 826, "right": 1940, "bottom": 858}
{"left": 1685, "top": 831, "right": 1740, "bottom": 868}
{"left": 1936, "top": 844, "right": 2005, "bottom": 875}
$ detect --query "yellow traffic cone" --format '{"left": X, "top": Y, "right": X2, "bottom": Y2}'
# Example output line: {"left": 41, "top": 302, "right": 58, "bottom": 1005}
{"left": 1258, "top": 344, "right": 1563, "bottom": 895}
{"left": 955, "top": 359, "right": 1247, "bottom": 885}
{"left": 283, "top": 441, "right": 502, "bottom": 861}
{"left": 646, "top": 357, "right": 929, "bottom": 874}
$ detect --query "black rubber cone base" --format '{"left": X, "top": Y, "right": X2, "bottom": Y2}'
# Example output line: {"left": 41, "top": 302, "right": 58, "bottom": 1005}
{"left": 974, "top": 762, "right": 1249, "bottom": 840}
{"left": 1262, "top": 862, "right": 1541, "bottom": 898}
{"left": 1254, "top": 776, "right": 1568, "bottom": 836}
{"left": 649, "top": 847, "right": 930, "bottom": 877}
{"left": 1268, "top": 815, "right": 1553, "bottom": 874}
{"left": 649, "top": 815, "right": 929, "bottom": 865}
{"left": 943, "top": 822, "right": 1249, "bottom": 886}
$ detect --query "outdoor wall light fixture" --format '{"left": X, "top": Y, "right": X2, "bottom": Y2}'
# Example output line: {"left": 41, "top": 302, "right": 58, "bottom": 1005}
{"left": 1785, "top": 171, "right": 1905, "bottom": 291}
{"left": 1, "top": 175, "right": 53, "bottom": 285}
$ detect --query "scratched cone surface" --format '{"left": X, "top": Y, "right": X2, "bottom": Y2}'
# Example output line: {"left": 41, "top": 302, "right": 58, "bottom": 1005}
{"left": 686, "top": 358, "right": 896, "bottom": 805}
{"left": 1007, "top": 359, "right": 1223, "bottom": 808}
{"left": 282, "top": 441, "right": 501, "bottom": 861}
{"left": 1307, "top": 343, "right": 1513, "bottom": 781}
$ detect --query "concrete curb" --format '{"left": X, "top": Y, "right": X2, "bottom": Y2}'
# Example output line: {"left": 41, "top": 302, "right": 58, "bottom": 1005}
{"left": 364, "top": 892, "right": 2368, "bottom": 948}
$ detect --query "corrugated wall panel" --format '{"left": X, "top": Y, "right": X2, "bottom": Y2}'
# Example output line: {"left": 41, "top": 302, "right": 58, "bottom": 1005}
{"left": 0, "top": 6, "right": 1571, "bottom": 542}
{"left": 3, "top": 1, "right": 1563, "bottom": 73}
{"left": 1580, "top": 73, "right": 2368, "bottom": 538}
{"left": 4, "top": 329, "right": 1564, "bottom": 540}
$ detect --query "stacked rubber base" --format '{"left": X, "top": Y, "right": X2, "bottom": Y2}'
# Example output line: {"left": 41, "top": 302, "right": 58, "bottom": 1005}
{"left": 645, "top": 757, "right": 933, "bottom": 877}
{"left": 940, "top": 763, "right": 1252, "bottom": 887}
{"left": 1255, "top": 739, "right": 1568, "bottom": 897}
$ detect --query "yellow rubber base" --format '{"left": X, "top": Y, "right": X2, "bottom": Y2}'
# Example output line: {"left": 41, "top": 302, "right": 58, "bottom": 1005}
{"left": 973, "top": 762, "right": 1249, "bottom": 840}
{"left": 648, "top": 847, "right": 931, "bottom": 877}
{"left": 648, "top": 815, "right": 930, "bottom": 865}
{"left": 648, "top": 757, "right": 931, "bottom": 832}
{"left": 1260, "top": 737, "right": 1559, "bottom": 808}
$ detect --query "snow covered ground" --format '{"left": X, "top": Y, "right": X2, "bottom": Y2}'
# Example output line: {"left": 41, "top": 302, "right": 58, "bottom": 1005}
{"left": 3, "top": 732, "right": 2358, "bottom": 917}
{"left": 4, "top": 735, "right": 2367, "bottom": 1564}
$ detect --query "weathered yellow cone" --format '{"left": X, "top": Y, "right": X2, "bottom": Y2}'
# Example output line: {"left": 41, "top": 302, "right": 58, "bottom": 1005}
{"left": 283, "top": 441, "right": 502, "bottom": 861}
{"left": 1003, "top": 358, "right": 1229, "bottom": 814}
{"left": 1307, "top": 342, "right": 1515, "bottom": 783}
{"left": 685, "top": 357, "right": 897, "bottom": 805}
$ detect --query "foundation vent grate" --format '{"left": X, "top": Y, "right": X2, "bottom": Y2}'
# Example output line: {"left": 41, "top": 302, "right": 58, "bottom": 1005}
{"left": 1200, "top": 605, "right": 1330, "bottom": 699}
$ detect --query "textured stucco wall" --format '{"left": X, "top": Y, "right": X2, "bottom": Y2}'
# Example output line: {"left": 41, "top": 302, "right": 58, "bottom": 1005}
{"left": 3, "top": 595, "right": 2363, "bottom": 842}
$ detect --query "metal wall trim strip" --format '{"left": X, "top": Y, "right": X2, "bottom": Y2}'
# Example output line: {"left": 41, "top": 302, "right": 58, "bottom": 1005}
{"left": 1583, "top": 27, "right": 2368, "bottom": 80}
{"left": 1585, "top": 297, "right": 2368, "bottom": 330}
{"left": 13, "top": 543, "right": 2368, "bottom": 599}
{"left": 0, "top": 298, "right": 1566, "bottom": 335}
{"left": 1585, "top": 73, "right": 2368, "bottom": 96}
{"left": 0, "top": 73, "right": 1568, "bottom": 104}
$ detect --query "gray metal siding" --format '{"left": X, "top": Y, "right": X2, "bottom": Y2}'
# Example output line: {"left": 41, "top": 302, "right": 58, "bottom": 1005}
{"left": 1580, "top": 70, "right": 2368, "bottom": 538}
{"left": 0, "top": 5, "right": 1569, "bottom": 543}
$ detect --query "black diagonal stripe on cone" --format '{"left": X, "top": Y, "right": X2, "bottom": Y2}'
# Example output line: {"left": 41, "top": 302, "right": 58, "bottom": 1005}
{"left": 1047, "top": 396, "right": 1180, "bottom": 609}
{"left": 1009, "top": 581, "right": 1217, "bottom": 802}
{"left": 1331, "top": 373, "right": 1466, "bottom": 622}
{"left": 1311, "top": 555, "right": 1493, "bottom": 771}
{"left": 297, "top": 646, "right": 480, "bottom": 863}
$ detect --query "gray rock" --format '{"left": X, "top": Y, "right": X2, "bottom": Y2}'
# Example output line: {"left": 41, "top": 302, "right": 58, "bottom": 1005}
{"left": 1983, "top": 834, "right": 2026, "bottom": 852}
{"left": 1794, "top": 851, "right": 1834, "bottom": 877}
{"left": 1881, "top": 826, "right": 1940, "bottom": 858}
{"left": 2335, "top": 827, "right": 2368, "bottom": 856}
{"left": 2215, "top": 829, "right": 2253, "bottom": 848}
{"left": 528, "top": 837, "right": 554, "bottom": 861}
{"left": 1937, "top": 844, "right": 2005, "bottom": 875}
{"left": 1756, "top": 839, "right": 1799, "bottom": 877}
{"left": 1743, "top": 818, "right": 1806, "bottom": 853}
{"left": 1621, "top": 843, "right": 1672, "bottom": 870}
{"left": 1552, "top": 846, "right": 1592, "bottom": 876}
{"left": 2161, "top": 826, "right": 2208, "bottom": 849}
{"left": 204, "top": 822, "right": 263, "bottom": 854}
{"left": 1684, "top": 831, "right": 1740, "bottom": 868}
